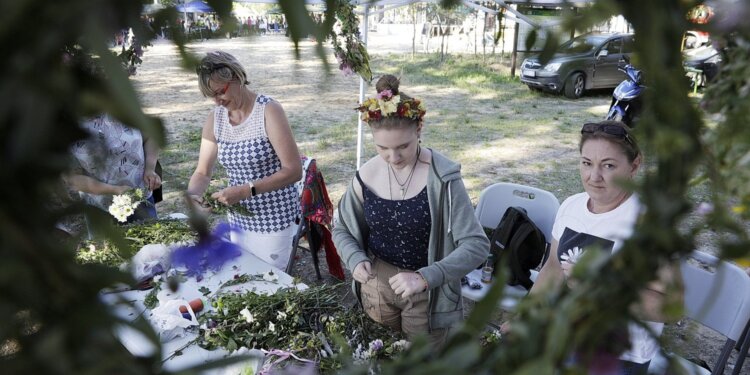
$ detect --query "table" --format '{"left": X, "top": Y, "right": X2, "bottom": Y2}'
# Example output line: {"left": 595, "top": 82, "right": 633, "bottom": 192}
{"left": 461, "top": 268, "right": 538, "bottom": 311}
{"left": 102, "top": 250, "right": 305, "bottom": 373}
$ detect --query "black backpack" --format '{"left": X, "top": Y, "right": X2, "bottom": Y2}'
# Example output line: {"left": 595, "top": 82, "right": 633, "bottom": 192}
{"left": 489, "top": 206, "right": 547, "bottom": 290}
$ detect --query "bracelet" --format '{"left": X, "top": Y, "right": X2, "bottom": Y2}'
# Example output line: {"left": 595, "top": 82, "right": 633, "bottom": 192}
{"left": 247, "top": 182, "right": 256, "bottom": 198}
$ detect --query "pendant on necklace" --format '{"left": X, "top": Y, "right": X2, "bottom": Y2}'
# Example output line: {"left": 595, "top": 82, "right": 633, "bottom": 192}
{"left": 400, "top": 188, "right": 406, "bottom": 199}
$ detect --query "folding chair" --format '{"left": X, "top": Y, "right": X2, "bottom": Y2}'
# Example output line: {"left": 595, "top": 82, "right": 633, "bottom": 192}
{"left": 648, "top": 251, "right": 750, "bottom": 375}
{"left": 462, "top": 182, "right": 560, "bottom": 310}
{"left": 285, "top": 158, "right": 313, "bottom": 275}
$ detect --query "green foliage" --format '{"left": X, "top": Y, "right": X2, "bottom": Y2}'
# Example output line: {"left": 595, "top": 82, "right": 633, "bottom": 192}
{"left": 198, "top": 284, "right": 404, "bottom": 373}
{"left": 696, "top": 20, "right": 750, "bottom": 256}
{"left": 76, "top": 219, "right": 198, "bottom": 268}
{"left": 201, "top": 188, "right": 254, "bottom": 217}
{"left": 327, "top": 0, "right": 372, "bottom": 81}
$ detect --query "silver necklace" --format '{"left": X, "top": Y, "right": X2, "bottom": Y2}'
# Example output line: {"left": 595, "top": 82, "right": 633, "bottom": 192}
{"left": 387, "top": 147, "right": 421, "bottom": 200}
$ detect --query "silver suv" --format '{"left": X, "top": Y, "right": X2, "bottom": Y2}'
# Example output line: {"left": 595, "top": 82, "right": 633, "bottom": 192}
{"left": 520, "top": 33, "right": 635, "bottom": 99}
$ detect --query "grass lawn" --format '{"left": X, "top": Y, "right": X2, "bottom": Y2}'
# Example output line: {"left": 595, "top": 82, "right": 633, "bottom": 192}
{"left": 135, "top": 38, "right": 615, "bottom": 216}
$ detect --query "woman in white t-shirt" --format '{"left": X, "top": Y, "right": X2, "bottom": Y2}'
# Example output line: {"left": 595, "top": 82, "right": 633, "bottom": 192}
{"left": 510, "top": 121, "right": 682, "bottom": 374}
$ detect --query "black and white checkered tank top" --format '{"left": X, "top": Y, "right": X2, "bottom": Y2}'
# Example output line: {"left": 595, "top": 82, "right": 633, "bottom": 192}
{"left": 214, "top": 94, "right": 298, "bottom": 233}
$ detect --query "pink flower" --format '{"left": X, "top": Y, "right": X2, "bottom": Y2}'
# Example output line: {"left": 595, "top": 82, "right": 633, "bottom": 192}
{"left": 377, "top": 89, "right": 393, "bottom": 100}
{"left": 340, "top": 64, "right": 353, "bottom": 76}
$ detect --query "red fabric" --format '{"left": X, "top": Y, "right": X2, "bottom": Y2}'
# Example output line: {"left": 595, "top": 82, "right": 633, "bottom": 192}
{"left": 299, "top": 157, "right": 344, "bottom": 280}
{"left": 318, "top": 223, "right": 345, "bottom": 280}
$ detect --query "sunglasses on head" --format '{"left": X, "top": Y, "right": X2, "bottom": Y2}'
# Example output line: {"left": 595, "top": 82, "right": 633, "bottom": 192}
{"left": 581, "top": 122, "right": 634, "bottom": 145}
{"left": 195, "top": 61, "right": 228, "bottom": 76}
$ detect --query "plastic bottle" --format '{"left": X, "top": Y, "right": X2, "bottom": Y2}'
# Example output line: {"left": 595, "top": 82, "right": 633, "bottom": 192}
{"left": 481, "top": 254, "right": 494, "bottom": 283}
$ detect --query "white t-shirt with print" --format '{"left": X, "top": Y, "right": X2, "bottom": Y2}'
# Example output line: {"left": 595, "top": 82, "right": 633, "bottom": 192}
{"left": 552, "top": 192, "right": 662, "bottom": 364}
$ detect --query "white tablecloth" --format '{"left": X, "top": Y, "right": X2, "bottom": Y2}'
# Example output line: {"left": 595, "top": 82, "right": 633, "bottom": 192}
{"left": 102, "top": 249, "right": 305, "bottom": 373}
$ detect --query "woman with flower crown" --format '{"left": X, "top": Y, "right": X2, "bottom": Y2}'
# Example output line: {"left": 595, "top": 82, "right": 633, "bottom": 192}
{"left": 333, "top": 75, "right": 489, "bottom": 344}
{"left": 187, "top": 51, "right": 302, "bottom": 270}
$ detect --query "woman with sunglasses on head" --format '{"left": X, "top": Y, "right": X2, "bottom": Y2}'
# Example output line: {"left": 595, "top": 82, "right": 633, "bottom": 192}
{"left": 505, "top": 120, "right": 681, "bottom": 374}
{"left": 187, "top": 51, "right": 301, "bottom": 270}
{"left": 333, "top": 75, "right": 489, "bottom": 345}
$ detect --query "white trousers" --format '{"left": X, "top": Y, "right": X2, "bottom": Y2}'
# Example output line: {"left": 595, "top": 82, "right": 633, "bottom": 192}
{"left": 230, "top": 223, "right": 296, "bottom": 270}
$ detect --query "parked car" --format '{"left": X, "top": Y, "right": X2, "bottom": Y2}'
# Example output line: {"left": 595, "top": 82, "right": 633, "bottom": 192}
{"left": 520, "top": 33, "right": 635, "bottom": 99}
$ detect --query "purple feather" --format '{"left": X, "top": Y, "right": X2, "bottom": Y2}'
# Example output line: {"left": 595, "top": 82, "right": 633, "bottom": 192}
{"left": 171, "top": 222, "right": 243, "bottom": 277}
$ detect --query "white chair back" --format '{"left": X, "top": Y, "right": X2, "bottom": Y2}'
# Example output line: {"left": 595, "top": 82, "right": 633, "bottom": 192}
{"left": 474, "top": 182, "right": 560, "bottom": 243}
{"left": 682, "top": 251, "right": 750, "bottom": 342}
{"left": 649, "top": 251, "right": 750, "bottom": 375}
{"left": 462, "top": 183, "right": 560, "bottom": 310}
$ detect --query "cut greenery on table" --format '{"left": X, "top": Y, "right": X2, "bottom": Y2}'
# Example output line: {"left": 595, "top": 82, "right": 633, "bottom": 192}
{"left": 76, "top": 219, "right": 198, "bottom": 267}
{"left": 198, "top": 283, "right": 407, "bottom": 373}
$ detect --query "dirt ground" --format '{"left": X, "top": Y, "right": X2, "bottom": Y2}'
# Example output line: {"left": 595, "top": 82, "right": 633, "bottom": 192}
{"left": 129, "top": 31, "right": 749, "bottom": 374}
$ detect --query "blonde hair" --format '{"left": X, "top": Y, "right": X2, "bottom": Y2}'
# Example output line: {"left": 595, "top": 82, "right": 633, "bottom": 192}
{"left": 196, "top": 51, "right": 249, "bottom": 97}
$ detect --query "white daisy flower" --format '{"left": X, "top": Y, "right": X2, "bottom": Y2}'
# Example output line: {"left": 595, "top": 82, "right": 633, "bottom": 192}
{"left": 560, "top": 246, "right": 584, "bottom": 265}
{"left": 112, "top": 194, "right": 130, "bottom": 207}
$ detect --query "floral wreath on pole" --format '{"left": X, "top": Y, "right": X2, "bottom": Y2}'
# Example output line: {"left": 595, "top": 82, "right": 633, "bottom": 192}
{"left": 328, "top": 0, "right": 372, "bottom": 82}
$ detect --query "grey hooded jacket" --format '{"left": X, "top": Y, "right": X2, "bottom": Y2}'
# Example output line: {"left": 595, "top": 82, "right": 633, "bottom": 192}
{"left": 333, "top": 149, "right": 489, "bottom": 330}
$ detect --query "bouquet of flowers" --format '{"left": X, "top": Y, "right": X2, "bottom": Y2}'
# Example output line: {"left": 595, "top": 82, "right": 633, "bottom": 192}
{"left": 109, "top": 188, "right": 148, "bottom": 222}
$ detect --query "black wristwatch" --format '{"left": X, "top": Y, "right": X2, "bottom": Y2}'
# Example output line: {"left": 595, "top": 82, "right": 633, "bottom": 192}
{"left": 249, "top": 184, "right": 256, "bottom": 197}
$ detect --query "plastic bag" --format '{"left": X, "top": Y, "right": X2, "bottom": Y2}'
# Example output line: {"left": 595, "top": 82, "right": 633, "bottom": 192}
{"left": 131, "top": 244, "right": 171, "bottom": 281}
{"left": 149, "top": 299, "right": 198, "bottom": 342}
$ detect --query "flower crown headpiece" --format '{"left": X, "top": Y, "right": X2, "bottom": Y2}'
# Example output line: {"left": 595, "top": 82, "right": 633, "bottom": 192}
{"left": 356, "top": 90, "right": 426, "bottom": 123}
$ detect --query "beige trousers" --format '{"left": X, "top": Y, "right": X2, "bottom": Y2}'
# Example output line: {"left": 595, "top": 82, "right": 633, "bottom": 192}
{"left": 359, "top": 258, "right": 448, "bottom": 345}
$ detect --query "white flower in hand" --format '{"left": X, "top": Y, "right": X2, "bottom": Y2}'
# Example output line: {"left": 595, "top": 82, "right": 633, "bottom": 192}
{"left": 276, "top": 311, "right": 287, "bottom": 320}
{"left": 268, "top": 322, "right": 275, "bottom": 332}
{"left": 113, "top": 194, "right": 131, "bottom": 207}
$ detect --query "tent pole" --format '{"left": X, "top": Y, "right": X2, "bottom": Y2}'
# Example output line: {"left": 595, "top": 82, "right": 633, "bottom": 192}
{"left": 181, "top": 0, "right": 188, "bottom": 32}
{"left": 356, "top": 2, "right": 369, "bottom": 170}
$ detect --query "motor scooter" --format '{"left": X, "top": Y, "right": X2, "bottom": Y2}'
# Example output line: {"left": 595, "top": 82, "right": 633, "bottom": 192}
{"left": 606, "top": 57, "right": 645, "bottom": 127}
{"left": 683, "top": 44, "right": 722, "bottom": 90}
